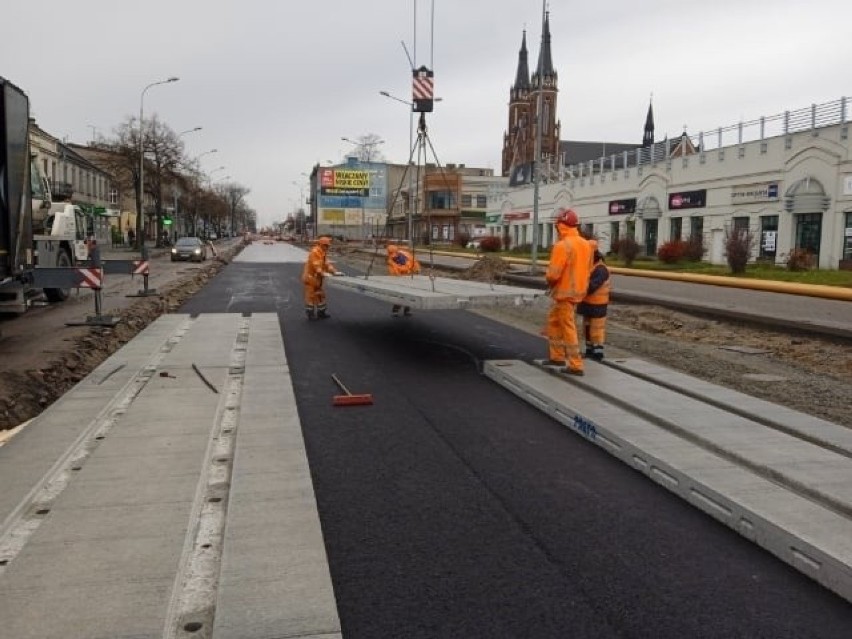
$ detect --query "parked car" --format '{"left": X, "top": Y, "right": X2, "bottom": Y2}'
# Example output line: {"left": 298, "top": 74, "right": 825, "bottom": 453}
{"left": 171, "top": 237, "right": 208, "bottom": 262}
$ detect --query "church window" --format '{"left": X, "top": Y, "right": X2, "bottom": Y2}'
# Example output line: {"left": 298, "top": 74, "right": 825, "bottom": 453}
{"left": 543, "top": 100, "right": 550, "bottom": 135}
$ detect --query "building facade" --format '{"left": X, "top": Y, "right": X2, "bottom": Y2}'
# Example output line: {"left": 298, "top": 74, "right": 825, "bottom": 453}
{"left": 488, "top": 98, "right": 852, "bottom": 269}
{"left": 29, "top": 122, "right": 118, "bottom": 244}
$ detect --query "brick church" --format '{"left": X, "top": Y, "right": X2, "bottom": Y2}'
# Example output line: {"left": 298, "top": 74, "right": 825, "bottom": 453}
{"left": 501, "top": 13, "right": 657, "bottom": 185}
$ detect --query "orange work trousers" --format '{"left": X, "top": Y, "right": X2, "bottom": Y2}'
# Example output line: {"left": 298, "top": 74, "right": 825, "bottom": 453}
{"left": 546, "top": 299, "right": 583, "bottom": 371}
{"left": 583, "top": 316, "right": 606, "bottom": 347}
{"left": 303, "top": 280, "right": 326, "bottom": 310}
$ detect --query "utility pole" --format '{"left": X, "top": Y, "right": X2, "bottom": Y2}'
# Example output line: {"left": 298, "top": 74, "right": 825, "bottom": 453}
{"left": 531, "top": 0, "right": 546, "bottom": 274}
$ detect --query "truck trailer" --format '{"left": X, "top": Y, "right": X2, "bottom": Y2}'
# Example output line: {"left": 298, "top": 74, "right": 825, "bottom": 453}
{"left": 0, "top": 76, "right": 89, "bottom": 313}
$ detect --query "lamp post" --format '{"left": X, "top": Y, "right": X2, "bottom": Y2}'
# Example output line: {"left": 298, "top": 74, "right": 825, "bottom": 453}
{"left": 138, "top": 76, "right": 178, "bottom": 253}
{"left": 341, "top": 136, "right": 384, "bottom": 241}
{"left": 173, "top": 127, "right": 201, "bottom": 240}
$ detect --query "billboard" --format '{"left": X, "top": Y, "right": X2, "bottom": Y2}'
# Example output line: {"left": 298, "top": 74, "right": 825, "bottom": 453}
{"left": 319, "top": 168, "right": 370, "bottom": 197}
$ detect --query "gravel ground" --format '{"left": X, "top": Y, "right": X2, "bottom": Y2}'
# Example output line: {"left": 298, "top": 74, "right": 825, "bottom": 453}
{"left": 473, "top": 299, "right": 852, "bottom": 428}
{"left": 2, "top": 248, "right": 850, "bottom": 434}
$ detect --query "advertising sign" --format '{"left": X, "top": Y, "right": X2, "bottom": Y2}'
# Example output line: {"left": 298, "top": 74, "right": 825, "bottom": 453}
{"left": 762, "top": 230, "right": 777, "bottom": 251}
{"left": 319, "top": 168, "right": 370, "bottom": 197}
{"left": 321, "top": 209, "right": 345, "bottom": 223}
{"left": 844, "top": 175, "right": 852, "bottom": 195}
{"left": 731, "top": 182, "right": 779, "bottom": 204}
{"left": 608, "top": 198, "right": 637, "bottom": 215}
{"left": 668, "top": 189, "right": 707, "bottom": 210}
{"left": 503, "top": 211, "right": 531, "bottom": 221}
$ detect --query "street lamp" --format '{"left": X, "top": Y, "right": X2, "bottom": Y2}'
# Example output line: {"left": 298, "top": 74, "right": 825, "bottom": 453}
{"left": 207, "top": 166, "right": 226, "bottom": 186}
{"left": 178, "top": 126, "right": 202, "bottom": 137}
{"left": 138, "top": 76, "right": 179, "bottom": 252}
{"left": 173, "top": 127, "right": 201, "bottom": 237}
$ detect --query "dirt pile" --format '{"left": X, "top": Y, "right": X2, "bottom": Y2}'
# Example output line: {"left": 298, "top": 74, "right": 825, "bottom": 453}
{"left": 0, "top": 250, "right": 239, "bottom": 431}
{"left": 462, "top": 255, "right": 512, "bottom": 282}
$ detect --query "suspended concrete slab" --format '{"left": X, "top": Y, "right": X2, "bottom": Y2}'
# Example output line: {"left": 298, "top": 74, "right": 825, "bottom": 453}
{"left": 325, "top": 274, "right": 544, "bottom": 310}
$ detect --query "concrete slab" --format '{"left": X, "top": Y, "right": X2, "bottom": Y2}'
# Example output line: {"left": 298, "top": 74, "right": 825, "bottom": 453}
{"left": 483, "top": 359, "right": 852, "bottom": 603}
{"left": 326, "top": 274, "right": 542, "bottom": 309}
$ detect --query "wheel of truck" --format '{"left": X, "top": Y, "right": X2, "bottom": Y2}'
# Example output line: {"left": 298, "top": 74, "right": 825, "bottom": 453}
{"left": 44, "top": 250, "right": 72, "bottom": 302}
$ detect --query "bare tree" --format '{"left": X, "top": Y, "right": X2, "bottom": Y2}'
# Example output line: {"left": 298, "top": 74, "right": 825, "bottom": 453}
{"left": 345, "top": 133, "right": 386, "bottom": 163}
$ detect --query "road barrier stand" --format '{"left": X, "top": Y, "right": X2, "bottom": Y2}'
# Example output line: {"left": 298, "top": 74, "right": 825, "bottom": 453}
{"left": 65, "top": 243, "right": 119, "bottom": 327}
{"left": 126, "top": 246, "right": 159, "bottom": 298}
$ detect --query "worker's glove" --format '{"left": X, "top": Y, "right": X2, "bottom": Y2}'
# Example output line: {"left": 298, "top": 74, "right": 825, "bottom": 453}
{"left": 333, "top": 271, "right": 345, "bottom": 276}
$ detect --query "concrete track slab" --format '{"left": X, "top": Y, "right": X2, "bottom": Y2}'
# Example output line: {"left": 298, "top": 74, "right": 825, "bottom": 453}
{"left": 326, "top": 274, "right": 543, "bottom": 309}
{"left": 0, "top": 313, "right": 340, "bottom": 639}
{"left": 484, "top": 359, "right": 852, "bottom": 603}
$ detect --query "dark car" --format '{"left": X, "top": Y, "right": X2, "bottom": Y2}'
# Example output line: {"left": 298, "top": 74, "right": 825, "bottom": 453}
{"left": 171, "top": 237, "right": 208, "bottom": 262}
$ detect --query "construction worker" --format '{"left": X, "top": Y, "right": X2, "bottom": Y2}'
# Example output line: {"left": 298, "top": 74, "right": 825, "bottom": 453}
{"left": 302, "top": 236, "right": 343, "bottom": 320}
{"left": 544, "top": 208, "right": 594, "bottom": 375}
{"left": 386, "top": 243, "right": 420, "bottom": 317}
{"left": 577, "top": 240, "right": 611, "bottom": 361}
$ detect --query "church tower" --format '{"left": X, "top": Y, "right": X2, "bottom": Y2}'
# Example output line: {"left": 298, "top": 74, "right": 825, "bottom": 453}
{"left": 530, "top": 12, "right": 560, "bottom": 168}
{"left": 501, "top": 13, "right": 561, "bottom": 178}
{"left": 502, "top": 31, "right": 531, "bottom": 176}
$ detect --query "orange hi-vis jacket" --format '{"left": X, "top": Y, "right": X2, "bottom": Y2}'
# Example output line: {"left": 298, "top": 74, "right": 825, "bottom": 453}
{"left": 545, "top": 227, "right": 593, "bottom": 302}
{"left": 387, "top": 248, "right": 421, "bottom": 275}
{"left": 302, "top": 244, "right": 337, "bottom": 284}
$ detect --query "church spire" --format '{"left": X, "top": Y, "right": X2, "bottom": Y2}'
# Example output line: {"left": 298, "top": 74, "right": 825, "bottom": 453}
{"left": 513, "top": 31, "right": 530, "bottom": 92}
{"left": 532, "top": 11, "right": 555, "bottom": 86}
{"left": 643, "top": 96, "right": 655, "bottom": 147}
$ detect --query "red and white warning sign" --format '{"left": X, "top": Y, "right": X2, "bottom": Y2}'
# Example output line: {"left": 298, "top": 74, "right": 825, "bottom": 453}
{"left": 132, "top": 260, "right": 150, "bottom": 275}
{"left": 76, "top": 268, "right": 103, "bottom": 289}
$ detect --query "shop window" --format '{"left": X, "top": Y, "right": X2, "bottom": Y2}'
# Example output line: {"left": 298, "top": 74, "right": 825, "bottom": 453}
{"left": 844, "top": 212, "right": 852, "bottom": 261}
{"left": 759, "top": 215, "right": 778, "bottom": 260}
{"left": 670, "top": 217, "right": 682, "bottom": 241}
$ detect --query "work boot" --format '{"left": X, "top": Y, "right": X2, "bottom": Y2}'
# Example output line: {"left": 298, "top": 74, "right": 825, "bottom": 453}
{"left": 392, "top": 305, "right": 401, "bottom": 317}
{"left": 564, "top": 367, "right": 585, "bottom": 376}
{"left": 584, "top": 347, "right": 594, "bottom": 359}
{"left": 403, "top": 307, "right": 412, "bottom": 317}
{"left": 306, "top": 310, "right": 316, "bottom": 320}
{"left": 542, "top": 359, "right": 565, "bottom": 367}
{"left": 317, "top": 310, "right": 331, "bottom": 319}
{"left": 592, "top": 345, "right": 604, "bottom": 361}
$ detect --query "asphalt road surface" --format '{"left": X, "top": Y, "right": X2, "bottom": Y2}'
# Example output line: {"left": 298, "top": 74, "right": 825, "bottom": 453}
{"left": 181, "top": 244, "right": 852, "bottom": 638}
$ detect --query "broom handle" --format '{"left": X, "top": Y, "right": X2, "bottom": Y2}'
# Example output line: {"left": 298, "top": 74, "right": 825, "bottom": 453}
{"left": 331, "top": 374, "right": 352, "bottom": 396}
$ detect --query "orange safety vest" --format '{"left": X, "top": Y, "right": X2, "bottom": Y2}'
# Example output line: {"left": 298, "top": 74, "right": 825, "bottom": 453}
{"left": 387, "top": 249, "right": 421, "bottom": 275}
{"left": 302, "top": 245, "right": 335, "bottom": 283}
{"left": 545, "top": 227, "right": 593, "bottom": 302}
{"left": 584, "top": 262, "right": 611, "bottom": 305}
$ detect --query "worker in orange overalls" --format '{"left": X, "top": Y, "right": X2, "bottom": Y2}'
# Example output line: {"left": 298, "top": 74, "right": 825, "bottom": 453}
{"left": 544, "top": 208, "right": 594, "bottom": 375}
{"left": 577, "top": 240, "right": 611, "bottom": 361}
{"left": 386, "top": 243, "right": 421, "bottom": 317}
{"left": 302, "top": 236, "right": 343, "bottom": 319}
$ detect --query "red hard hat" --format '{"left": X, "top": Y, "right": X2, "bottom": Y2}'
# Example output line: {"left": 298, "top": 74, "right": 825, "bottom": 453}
{"left": 555, "top": 208, "right": 579, "bottom": 227}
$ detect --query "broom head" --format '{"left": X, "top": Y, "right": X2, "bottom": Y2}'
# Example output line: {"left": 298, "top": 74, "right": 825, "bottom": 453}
{"left": 333, "top": 393, "right": 374, "bottom": 407}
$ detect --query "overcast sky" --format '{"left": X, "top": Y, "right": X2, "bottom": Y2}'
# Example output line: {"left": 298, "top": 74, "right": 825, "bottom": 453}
{"left": 4, "top": 0, "right": 850, "bottom": 228}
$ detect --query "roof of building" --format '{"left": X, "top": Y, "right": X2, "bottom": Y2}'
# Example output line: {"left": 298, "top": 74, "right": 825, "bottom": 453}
{"left": 559, "top": 140, "right": 641, "bottom": 165}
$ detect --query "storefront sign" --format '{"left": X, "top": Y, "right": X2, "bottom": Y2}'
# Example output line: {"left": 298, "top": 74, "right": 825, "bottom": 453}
{"left": 485, "top": 213, "right": 503, "bottom": 224}
{"left": 668, "top": 189, "right": 707, "bottom": 210}
{"left": 731, "top": 182, "right": 779, "bottom": 204}
{"left": 608, "top": 198, "right": 636, "bottom": 215}
{"left": 503, "top": 211, "right": 531, "bottom": 221}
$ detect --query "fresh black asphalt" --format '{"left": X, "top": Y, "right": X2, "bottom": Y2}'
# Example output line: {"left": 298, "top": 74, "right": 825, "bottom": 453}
{"left": 181, "top": 261, "right": 852, "bottom": 638}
